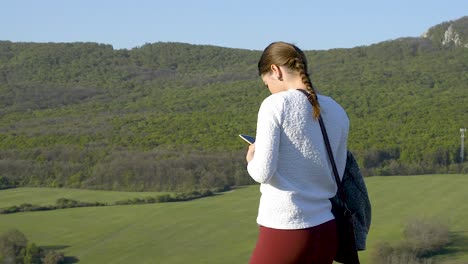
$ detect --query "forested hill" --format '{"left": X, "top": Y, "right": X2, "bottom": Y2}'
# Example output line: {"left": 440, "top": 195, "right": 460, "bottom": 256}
{"left": 0, "top": 17, "right": 467, "bottom": 191}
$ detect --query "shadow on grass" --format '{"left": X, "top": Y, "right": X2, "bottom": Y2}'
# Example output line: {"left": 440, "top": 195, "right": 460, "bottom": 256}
{"left": 429, "top": 231, "right": 468, "bottom": 258}
{"left": 40, "top": 245, "right": 80, "bottom": 263}
{"left": 63, "top": 256, "right": 80, "bottom": 263}
{"left": 41, "top": 245, "right": 70, "bottom": 251}
{"left": 447, "top": 231, "right": 468, "bottom": 255}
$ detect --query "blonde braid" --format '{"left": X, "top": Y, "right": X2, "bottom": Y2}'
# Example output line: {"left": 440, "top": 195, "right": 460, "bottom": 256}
{"left": 293, "top": 58, "right": 321, "bottom": 119}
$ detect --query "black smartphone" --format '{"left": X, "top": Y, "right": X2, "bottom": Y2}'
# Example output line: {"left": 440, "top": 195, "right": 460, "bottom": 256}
{"left": 239, "top": 134, "right": 255, "bottom": 144}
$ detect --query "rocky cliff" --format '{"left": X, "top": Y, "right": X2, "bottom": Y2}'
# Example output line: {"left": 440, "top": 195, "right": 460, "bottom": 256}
{"left": 422, "top": 16, "right": 468, "bottom": 48}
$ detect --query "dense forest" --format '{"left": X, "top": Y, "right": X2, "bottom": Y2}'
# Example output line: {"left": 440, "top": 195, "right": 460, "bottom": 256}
{"left": 0, "top": 17, "right": 467, "bottom": 192}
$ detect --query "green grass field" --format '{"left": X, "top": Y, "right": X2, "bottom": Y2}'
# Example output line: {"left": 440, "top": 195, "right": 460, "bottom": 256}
{"left": 0, "top": 187, "right": 170, "bottom": 208}
{"left": 0, "top": 174, "right": 467, "bottom": 263}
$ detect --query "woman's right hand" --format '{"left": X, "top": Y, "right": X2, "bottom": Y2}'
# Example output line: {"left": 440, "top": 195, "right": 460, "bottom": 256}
{"left": 246, "top": 143, "right": 255, "bottom": 163}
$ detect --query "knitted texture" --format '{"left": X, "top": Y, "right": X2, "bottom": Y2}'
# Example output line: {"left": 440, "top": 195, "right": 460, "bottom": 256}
{"left": 248, "top": 89, "right": 349, "bottom": 229}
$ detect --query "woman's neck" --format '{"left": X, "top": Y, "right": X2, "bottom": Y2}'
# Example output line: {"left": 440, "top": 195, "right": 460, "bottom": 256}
{"left": 284, "top": 78, "right": 307, "bottom": 90}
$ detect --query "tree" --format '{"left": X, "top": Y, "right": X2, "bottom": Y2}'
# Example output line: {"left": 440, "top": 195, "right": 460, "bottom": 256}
{"left": 42, "top": 251, "right": 65, "bottom": 264}
{"left": 0, "top": 229, "right": 28, "bottom": 264}
{"left": 24, "top": 242, "right": 41, "bottom": 264}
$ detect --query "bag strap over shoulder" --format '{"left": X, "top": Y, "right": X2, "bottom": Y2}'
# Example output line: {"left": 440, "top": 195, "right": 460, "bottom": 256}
{"left": 297, "top": 89, "right": 348, "bottom": 204}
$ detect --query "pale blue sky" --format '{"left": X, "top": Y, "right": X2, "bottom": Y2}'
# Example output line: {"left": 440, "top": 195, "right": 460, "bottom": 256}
{"left": 1, "top": 0, "right": 466, "bottom": 51}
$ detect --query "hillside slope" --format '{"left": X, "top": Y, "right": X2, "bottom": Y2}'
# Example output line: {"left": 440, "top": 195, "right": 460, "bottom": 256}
{"left": 0, "top": 17, "right": 467, "bottom": 191}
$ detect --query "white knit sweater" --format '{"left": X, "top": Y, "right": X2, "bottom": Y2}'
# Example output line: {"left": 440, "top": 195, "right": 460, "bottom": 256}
{"left": 247, "top": 89, "right": 349, "bottom": 229}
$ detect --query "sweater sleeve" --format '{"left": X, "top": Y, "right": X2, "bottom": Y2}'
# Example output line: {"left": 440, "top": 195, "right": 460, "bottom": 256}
{"left": 247, "top": 96, "right": 283, "bottom": 183}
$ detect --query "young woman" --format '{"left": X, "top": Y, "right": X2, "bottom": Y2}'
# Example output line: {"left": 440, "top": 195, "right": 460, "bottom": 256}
{"left": 246, "top": 42, "right": 349, "bottom": 264}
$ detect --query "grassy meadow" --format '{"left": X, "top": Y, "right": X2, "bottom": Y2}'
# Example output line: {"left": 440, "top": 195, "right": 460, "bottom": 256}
{"left": 0, "top": 174, "right": 467, "bottom": 263}
{"left": 0, "top": 187, "right": 171, "bottom": 208}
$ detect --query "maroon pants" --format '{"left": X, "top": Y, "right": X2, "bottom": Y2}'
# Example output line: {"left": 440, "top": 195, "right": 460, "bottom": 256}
{"left": 249, "top": 220, "right": 337, "bottom": 264}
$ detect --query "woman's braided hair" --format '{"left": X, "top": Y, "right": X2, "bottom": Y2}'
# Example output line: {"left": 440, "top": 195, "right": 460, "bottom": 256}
{"left": 258, "top": 42, "right": 320, "bottom": 119}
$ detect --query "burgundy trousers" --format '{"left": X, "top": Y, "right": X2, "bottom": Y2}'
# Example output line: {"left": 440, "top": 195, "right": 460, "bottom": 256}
{"left": 249, "top": 220, "right": 337, "bottom": 264}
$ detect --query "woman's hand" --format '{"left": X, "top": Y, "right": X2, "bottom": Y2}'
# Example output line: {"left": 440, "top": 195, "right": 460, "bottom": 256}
{"left": 246, "top": 143, "right": 255, "bottom": 163}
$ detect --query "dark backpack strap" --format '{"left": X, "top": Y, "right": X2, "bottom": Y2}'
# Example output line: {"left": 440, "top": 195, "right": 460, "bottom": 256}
{"left": 297, "top": 89, "right": 347, "bottom": 204}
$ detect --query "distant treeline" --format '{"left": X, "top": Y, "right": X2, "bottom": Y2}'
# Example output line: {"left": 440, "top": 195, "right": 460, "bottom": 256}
{"left": 0, "top": 146, "right": 253, "bottom": 192}
{"left": 0, "top": 189, "right": 218, "bottom": 215}
{"left": 0, "top": 19, "right": 467, "bottom": 191}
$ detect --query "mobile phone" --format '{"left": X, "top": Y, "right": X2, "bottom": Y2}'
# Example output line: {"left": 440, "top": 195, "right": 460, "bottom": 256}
{"left": 239, "top": 134, "right": 255, "bottom": 144}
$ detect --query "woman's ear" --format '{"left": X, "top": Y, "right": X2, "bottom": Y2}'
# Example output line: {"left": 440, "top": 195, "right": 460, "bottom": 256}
{"left": 270, "top": 64, "right": 283, "bottom": 81}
